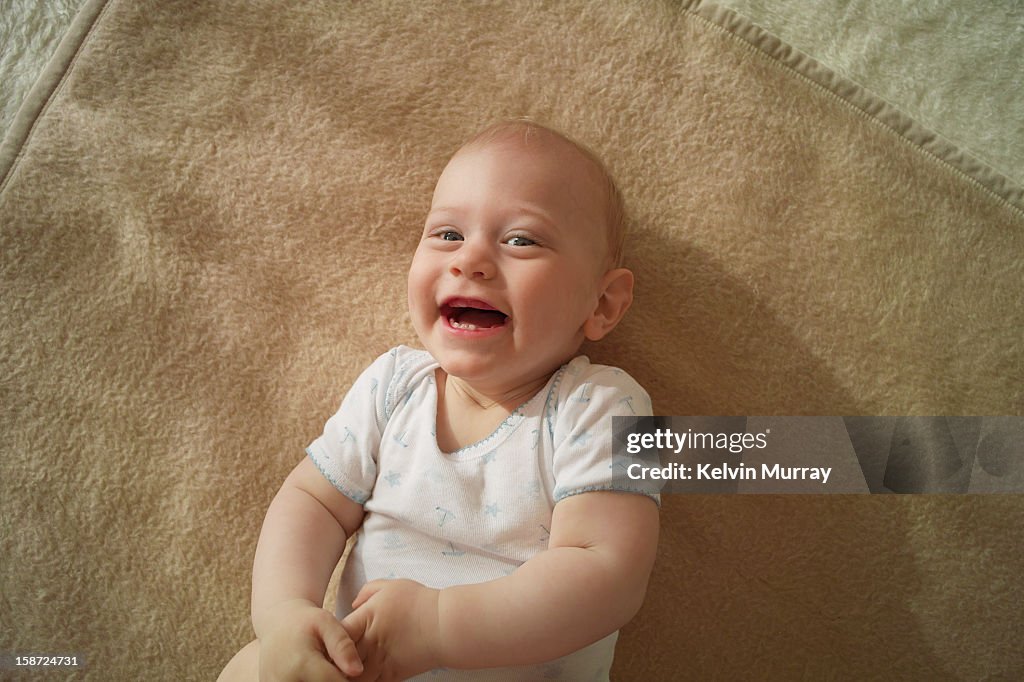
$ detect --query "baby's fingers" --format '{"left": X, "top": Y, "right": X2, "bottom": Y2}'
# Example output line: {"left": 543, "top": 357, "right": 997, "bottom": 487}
{"left": 339, "top": 608, "right": 379, "bottom": 680}
{"left": 303, "top": 656, "right": 354, "bottom": 682}
{"left": 350, "top": 579, "right": 386, "bottom": 609}
{"left": 321, "top": 617, "right": 364, "bottom": 678}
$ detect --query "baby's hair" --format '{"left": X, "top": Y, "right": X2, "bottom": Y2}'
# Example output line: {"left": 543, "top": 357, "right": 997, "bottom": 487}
{"left": 459, "top": 118, "right": 626, "bottom": 269}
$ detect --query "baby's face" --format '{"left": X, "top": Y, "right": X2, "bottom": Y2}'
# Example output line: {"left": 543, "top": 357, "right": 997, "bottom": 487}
{"left": 408, "top": 138, "right": 611, "bottom": 393}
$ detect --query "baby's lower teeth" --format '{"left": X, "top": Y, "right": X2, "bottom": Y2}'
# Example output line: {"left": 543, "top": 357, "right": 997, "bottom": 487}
{"left": 451, "top": 319, "right": 479, "bottom": 330}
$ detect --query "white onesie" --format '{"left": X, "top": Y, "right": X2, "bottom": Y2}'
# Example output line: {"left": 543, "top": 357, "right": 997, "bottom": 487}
{"left": 307, "top": 346, "right": 658, "bottom": 681}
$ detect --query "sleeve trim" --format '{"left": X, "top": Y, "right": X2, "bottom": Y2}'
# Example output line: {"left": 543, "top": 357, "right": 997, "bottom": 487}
{"left": 553, "top": 485, "right": 662, "bottom": 508}
{"left": 305, "top": 447, "right": 370, "bottom": 505}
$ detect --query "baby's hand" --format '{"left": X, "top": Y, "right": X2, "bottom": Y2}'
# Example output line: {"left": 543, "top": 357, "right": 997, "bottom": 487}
{"left": 341, "top": 579, "right": 442, "bottom": 681}
{"left": 259, "top": 598, "right": 364, "bottom": 681}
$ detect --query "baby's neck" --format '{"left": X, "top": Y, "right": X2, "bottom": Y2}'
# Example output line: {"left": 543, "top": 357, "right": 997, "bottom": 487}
{"left": 434, "top": 371, "right": 549, "bottom": 453}
{"left": 446, "top": 374, "right": 548, "bottom": 411}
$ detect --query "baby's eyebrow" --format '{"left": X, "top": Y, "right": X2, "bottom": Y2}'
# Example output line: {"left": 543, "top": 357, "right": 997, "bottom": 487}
{"left": 426, "top": 207, "right": 462, "bottom": 223}
{"left": 426, "top": 205, "right": 557, "bottom": 231}
{"left": 509, "top": 204, "right": 557, "bottom": 229}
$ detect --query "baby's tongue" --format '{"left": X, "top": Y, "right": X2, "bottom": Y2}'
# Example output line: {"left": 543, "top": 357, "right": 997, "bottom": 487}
{"left": 454, "top": 308, "right": 506, "bottom": 328}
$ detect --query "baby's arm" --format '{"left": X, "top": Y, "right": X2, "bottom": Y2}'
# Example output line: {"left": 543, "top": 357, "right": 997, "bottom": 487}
{"left": 251, "top": 457, "right": 367, "bottom": 680}
{"left": 442, "top": 490, "right": 659, "bottom": 664}
{"left": 343, "top": 490, "right": 658, "bottom": 678}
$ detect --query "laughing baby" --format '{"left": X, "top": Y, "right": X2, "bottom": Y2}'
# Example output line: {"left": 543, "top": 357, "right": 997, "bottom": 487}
{"left": 220, "top": 120, "right": 660, "bottom": 681}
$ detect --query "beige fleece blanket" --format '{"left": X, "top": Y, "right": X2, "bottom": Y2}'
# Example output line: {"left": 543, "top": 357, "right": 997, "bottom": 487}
{"left": 2, "top": 1, "right": 1021, "bottom": 679}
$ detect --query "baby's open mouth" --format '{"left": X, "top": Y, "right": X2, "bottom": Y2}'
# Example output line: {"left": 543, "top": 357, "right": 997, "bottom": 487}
{"left": 441, "top": 299, "right": 509, "bottom": 330}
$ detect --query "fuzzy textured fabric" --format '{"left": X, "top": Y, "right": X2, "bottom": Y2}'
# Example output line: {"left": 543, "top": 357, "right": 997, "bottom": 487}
{"left": 0, "top": 0, "right": 89, "bottom": 138}
{"left": 711, "top": 0, "right": 1024, "bottom": 184}
{"left": 1, "top": 1, "right": 1021, "bottom": 679}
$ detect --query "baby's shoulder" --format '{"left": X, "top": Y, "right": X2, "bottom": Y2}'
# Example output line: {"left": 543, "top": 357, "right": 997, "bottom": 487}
{"left": 558, "top": 355, "right": 645, "bottom": 390}
{"left": 551, "top": 356, "right": 651, "bottom": 415}
{"left": 359, "top": 345, "right": 438, "bottom": 416}
{"left": 382, "top": 345, "right": 435, "bottom": 371}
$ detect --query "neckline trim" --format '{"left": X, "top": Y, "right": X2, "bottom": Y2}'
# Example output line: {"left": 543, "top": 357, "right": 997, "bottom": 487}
{"left": 433, "top": 362, "right": 572, "bottom": 460}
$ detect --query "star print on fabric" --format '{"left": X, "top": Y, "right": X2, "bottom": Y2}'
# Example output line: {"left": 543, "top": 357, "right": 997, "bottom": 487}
{"left": 484, "top": 502, "right": 501, "bottom": 517}
{"left": 570, "top": 429, "right": 591, "bottom": 446}
{"left": 482, "top": 450, "right": 498, "bottom": 464}
{"left": 541, "top": 661, "right": 565, "bottom": 679}
{"left": 522, "top": 480, "right": 541, "bottom": 500}
{"left": 382, "top": 533, "right": 406, "bottom": 550}
{"left": 619, "top": 395, "right": 636, "bottom": 414}
{"left": 383, "top": 470, "right": 401, "bottom": 487}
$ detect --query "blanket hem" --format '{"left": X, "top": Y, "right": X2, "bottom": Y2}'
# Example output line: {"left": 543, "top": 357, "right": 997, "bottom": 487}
{"left": 689, "top": 2, "right": 1024, "bottom": 218}
{"left": 0, "top": 0, "right": 111, "bottom": 195}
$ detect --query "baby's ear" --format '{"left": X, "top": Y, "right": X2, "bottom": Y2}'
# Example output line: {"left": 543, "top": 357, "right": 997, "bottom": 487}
{"left": 583, "top": 268, "right": 634, "bottom": 341}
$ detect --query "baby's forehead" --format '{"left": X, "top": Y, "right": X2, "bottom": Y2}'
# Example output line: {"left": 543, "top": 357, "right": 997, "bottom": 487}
{"left": 444, "top": 126, "right": 621, "bottom": 266}
{"left": 461, "top": 137, "right": 607, "bottom": 209}
{"left": 464, "top": 131, "right": 596, "bottom": 174}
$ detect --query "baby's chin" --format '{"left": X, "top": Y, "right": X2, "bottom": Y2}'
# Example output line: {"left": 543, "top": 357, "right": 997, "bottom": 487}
{"left": 449, "top": 351, "right": 579, "bottom": 390}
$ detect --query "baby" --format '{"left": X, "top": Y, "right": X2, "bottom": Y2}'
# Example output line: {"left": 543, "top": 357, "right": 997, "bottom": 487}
{"left": 219, "top": 120, "right": 660, "bottom": 681}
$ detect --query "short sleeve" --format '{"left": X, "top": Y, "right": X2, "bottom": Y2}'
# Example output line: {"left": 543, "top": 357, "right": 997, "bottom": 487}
{"left": 305, "top": 348, "right": 400, "bottom": 504}
{"left": 550, "top": 360, "right": 661, "bottom": 505}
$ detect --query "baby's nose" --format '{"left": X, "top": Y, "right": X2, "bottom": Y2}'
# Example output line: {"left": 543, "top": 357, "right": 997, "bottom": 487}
{"left": 449, "top": 242, "right": 496, "bottom": 279}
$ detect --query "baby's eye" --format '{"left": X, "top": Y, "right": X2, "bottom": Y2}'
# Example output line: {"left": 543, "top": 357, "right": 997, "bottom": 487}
{"left": 505, "top": 235, "right": 537, "bottom": 247}
{"left": 436, "top": 230, "right": 463, "bottom": 242}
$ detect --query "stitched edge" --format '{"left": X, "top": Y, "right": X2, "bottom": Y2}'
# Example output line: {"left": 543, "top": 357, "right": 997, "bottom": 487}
{"left": 0, "top": 0, "right": 113, "bottom": 194}
{"left": 305, "top": 447, "right": 371, "bottom": 505}
{"left": 554, "top": 485, "right": 662, "bottom": 508}
{"left": 685, "top": 2, "right": 1024, "bottom": 219}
